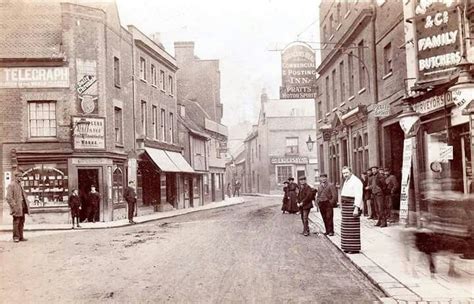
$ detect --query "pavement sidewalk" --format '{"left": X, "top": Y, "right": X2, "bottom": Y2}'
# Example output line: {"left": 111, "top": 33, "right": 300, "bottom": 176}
{"left": 0, "top": 197, "right": 245, "bottom": 233}
{"left": 309, "top": 209, "right": 474, "bottom": 303}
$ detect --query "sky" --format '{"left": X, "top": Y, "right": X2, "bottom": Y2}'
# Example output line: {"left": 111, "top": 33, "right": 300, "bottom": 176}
{"left": 116, "top": 0, "right": 320, "bottom": 127}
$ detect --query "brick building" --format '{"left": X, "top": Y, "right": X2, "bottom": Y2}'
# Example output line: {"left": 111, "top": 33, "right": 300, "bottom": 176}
{"left": 244, "top": 92, "right": 318, "bottom": 194}
{"left": 315, "top": 0, "right": 406, "bottom": 186}
{"left": 0, "top": 1, "right": 134, "bottom": 223}
{"left": 127, "top": 26, "right": 195, "bottom": 214}
{"left": 174, "top": 42, "right": 228, "bottom": 203}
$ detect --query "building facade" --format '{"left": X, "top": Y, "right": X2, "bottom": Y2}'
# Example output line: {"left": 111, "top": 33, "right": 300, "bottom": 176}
{"left": 0, "top": 1, "right": 134, "bottom": 223}
{"left": 174, "top": 41, "right": 228, "bottom": 203}
{"left": 244, "top": 92, "right": 318, "bottom": 194}
{"left": 316, "top": 0, "right": 408, "bottom": 187}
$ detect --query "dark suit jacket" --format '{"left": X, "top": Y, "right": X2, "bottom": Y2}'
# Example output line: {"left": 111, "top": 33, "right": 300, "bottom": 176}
{"left": 317, "top": 182, "right": 337, "bottom": 206}
{"left": 124, "top": 186, "right": 137, "bottom": 204}
{"left": 298, "top": 184, "right": 314, "bottom": 210}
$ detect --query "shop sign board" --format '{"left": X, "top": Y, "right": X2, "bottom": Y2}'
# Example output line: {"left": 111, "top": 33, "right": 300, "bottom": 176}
{"left": 280, "top": 42, "right": 317, "bottom": 99}
{"left": 373, "top": 104, "right": 391, "bottom": 117}
{"left": 271, "top": 157, "right": 309, "bottom": 164}
{"left": 452, "top": 88, "right": 474, "bottom": 111}
{"left": 73, "top": 117, "right": 105, "bottom": 150}
{"left": 412, "top": 91, "right": 453, "bottom": 114}
{"left": 415, "top": 0, "right": 461, "bottom": 82}
{"left": 399, "top": 138, "right": 413, "bottom": 222}
{"left": 0, "top": 67, "right": 69, "bottom": 88}
{"left": 440, "top": 145, "right": 453, "bottom": 160}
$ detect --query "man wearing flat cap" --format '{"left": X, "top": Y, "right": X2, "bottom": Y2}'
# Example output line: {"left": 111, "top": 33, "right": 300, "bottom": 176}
{"left": 297, "top": 176, "right": 314, "bottom": 236}
{"left": 6, "top": 170, "right": 30, "bottom": 242}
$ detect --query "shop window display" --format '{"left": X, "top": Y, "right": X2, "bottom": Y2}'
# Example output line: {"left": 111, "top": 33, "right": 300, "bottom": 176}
{"left": 112, "top": 165, "right": 124, "bottom": 204}
{"left": 20, "top": 163, "right": 68, "bottom": 207}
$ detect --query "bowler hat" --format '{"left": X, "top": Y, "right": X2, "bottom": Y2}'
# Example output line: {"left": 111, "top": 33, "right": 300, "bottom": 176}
{"left": 320, "top": 173, "right": 328, "bottom": 177}
{"left": 370, "top": 165, "right": 379, "bottom": 170}
{"left": 299, "top": 176, "right": 306, "bottom": 180}
{"left": 288, "top": 177, "right": 294, "bottom": 181}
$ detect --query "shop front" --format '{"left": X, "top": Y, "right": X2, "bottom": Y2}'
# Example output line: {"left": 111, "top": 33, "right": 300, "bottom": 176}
{"left": 270, "top": 156, "right": 318, "bottom": 191}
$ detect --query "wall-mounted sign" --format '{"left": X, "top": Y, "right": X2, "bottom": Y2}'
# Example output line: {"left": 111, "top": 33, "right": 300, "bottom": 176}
{"left": 373, "top": 104, "right": 391, "bottom": 117}
{"left": 280, "top": 42, "right": 317, "bottom": 99}
{"left": 440, "top": 145, "right": 453, "bottom": 160}
{"left": 0, "top": 67, "right": 69, "bottom": 88}
{"left": 76, "top": 59, "right": 99, "bottom": 115}
{"left": 412, "top": 91, "right": 453, "bottom": 114}
{"left": 399, "top": 138, "right": 413, "bottom": 222}
{"left": 73, "top": 117, "right": 105, "bottom": 150}
{"left": 452, "top": 88, "right": 474, "bottom": 111}
{"left": 415, "top": 1, "right": 461, "bottom": 82}
{"left": 271, "top": 157, "right": 309, "bottom": 164}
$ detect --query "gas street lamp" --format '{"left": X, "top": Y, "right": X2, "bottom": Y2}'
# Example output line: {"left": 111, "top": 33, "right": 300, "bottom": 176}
{"left": 306, "top": 135, "right": 315, "bottom": 152}
{"left": 398, "top": 103, "right": 420, "bottom": 138}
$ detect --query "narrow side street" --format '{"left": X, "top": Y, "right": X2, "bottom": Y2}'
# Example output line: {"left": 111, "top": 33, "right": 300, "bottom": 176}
{"left": 0, "top": 196, "right": 383, "bottom": 304}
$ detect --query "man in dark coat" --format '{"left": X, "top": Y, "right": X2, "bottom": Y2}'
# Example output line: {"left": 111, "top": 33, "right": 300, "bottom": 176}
{"left": 124, "top": 180, "right": 137, "bottom": 224}
{"left": 371, "top": 166, "right": 387, "bottom": 227}
{"left": 6, "top": 171, "right": 30, "bottom": 242}
{"left": 287, "top": 177, "right": 299, "bottom": 214}
{"left": 297, "top": 176, "right": 314, "bottom": 236}
{"left": 316, "top": 173, "right": 338, "bottom": 236}
{"left": 88, "top": 185, "right": 101, "bottom": 223}
{"left": 68, "top": 189, "right": 81, "bottom": 229}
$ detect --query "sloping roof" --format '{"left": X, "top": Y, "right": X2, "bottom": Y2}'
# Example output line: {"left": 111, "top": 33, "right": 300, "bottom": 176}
{"left": 177, "top": 115, "right": 210, "bottom": 139}
{"left": 0, "top": 1, "right": 62, "bottom": 59}
{"left": 243, "top": 129, "right": 258, "bottom": 142}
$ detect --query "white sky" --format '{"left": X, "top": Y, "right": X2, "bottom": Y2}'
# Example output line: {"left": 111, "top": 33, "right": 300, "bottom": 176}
{"left": 116, "top": 0, "right": 320, "bottom": 126}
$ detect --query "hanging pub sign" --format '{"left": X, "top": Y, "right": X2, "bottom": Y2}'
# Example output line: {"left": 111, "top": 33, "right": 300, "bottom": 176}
{"left": 415, "top": 0, "right": 461, "bottom": 82}
{"left": 280, "top": 42, "right": 317, "bottom": 99}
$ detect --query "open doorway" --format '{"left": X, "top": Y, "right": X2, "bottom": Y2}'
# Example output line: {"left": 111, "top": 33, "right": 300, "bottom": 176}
{"left": 78, "top": 169, "right": 100, "bottom": 222}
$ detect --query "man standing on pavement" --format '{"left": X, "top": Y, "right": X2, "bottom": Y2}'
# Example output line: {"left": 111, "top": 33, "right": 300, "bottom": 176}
{"left": 365, "top": 168, "right": 376, "bottom": 220}
{"left": 297, "top": 176, "right": 314, "bottom": 236}
{"left": 340, "top": 166, "right": 363, "bottom": 254}
{"left": 384, "top": 168, "right": 399, "bottom": 222}
{"left": 371, "top": 166, "right": 387, "bottom": 227}
{"left": 68, "top": 189, "right": 81, "bottom": 229}
{"left": 233, "top": 180, "right": 241, "bottom": 197}
{"left": 6, "top": 171, "right": 30, "bottom": 242}
{"left": 124, "top": 180, "right": 137, "bottom": 224}
{"left": 88, "top": 185, "right": 101, "bottom": 223}
{"left": 316, "top": 173, "right": 337, "bottom": 236}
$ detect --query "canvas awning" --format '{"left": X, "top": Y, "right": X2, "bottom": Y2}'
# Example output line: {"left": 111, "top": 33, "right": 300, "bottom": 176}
{"left": 165, "top": 151, "right": 195, "bottom": 173}
{"left": 144, "top": 148, "right": 180, "bottom": 172}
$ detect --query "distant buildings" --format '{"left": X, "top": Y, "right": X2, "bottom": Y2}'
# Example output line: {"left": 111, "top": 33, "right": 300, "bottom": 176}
{"left": 0, "top": 0, "right": 228, "bottom": 224}
{"left": 243, "top": 91, "right": 318, "bottom": 194}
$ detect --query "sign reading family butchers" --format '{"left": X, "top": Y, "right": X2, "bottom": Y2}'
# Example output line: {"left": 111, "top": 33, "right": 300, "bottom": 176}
{"left": 0, "top": 67, "right": 69, "bottom": 88}
{"left": 415, "top": 0, "right": 461, "bottom": 82}
{"left": 280, "top": 42, "right": 317, "bottom": 99}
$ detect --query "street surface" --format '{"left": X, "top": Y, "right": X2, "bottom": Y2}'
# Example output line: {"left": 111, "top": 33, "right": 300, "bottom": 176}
{"left": 0, "top": 196, "right": 383, "bottom": 303}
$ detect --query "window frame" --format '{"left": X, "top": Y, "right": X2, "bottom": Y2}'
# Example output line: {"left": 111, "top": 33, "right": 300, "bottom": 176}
{"left": 114, "top": 106, "right": 123, "bottom": 145}
{"left": 285, "top": 137, "right": 299, "bottom": 155}
{"left": 28, "top": 101, "right": 57, "bottom": 138}
{"left": 139, "top": 57, "right": 146, "bottom": 81}
{"left": 113, "top": 56, "right": 120, "bottom": 87}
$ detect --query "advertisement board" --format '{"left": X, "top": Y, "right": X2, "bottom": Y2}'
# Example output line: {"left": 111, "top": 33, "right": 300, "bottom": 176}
{"left": 280, "top": 42, "right": 317, "bottom": 99}
{"left": 73, "top": 117, "right": 105, "bottom": 150}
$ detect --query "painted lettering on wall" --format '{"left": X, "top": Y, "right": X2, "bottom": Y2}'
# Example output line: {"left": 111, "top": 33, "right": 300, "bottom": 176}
{"left": 0, "top": 67, "right": 69, "bottom": 88}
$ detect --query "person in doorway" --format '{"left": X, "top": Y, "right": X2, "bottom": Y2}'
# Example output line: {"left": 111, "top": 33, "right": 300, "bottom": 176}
{"left": 88, "top": 185, "right": 101, "bottom": 223}
{"left": 297, "top": 176, "right": 314, "bottom": 236}
{"left": 6, "top": 171, "right": 30, "bottom": 242}
{"left": 286, "top": 177, "right": 300, "bottom": 214}
{"left": 384, "top": 168, "right": 400, "bottom": 223}
{"left": 340, "top": 166, "right": 363, "bottom": 254}
{"left": 233, "top": 180, "right": 241, "bottom": 197}
{"left": 316, "top": 173, "right": 338, "bottom": 236}
{"left": 68, "top": 189, "right": 81, "bottom": 229}
{"left": 124, "top": 180, "right": 137, "bottom": 224}
{"left": 371, "top": 166, "right": 387, "bottom": 227}
{"left": 281, "top": 181, "right": 290, "bottom": 213}
{"left": 361, "top": 172, "right": 369, "bottom": 217}
{"left": 226, "top": 183, "right": 232, "bottom": 198}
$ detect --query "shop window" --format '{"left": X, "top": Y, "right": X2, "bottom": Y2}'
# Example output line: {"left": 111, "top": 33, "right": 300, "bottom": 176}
{"left": 112, "top": 165, "right": 124, "bottom": 204}
{"left": 286, "top": 137, "right": 299, "bottom": 155}
{"left": 20, "top": 163, "right": 68, "bottom": 207}
{"left": 28, "top": 101, "right": 56, "bottom": 138}
{"left": 276, "top": 165, "right": 293, "bottom": 184}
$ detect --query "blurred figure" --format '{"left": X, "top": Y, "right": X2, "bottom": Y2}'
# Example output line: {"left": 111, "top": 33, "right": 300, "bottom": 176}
{"left": 124, "top": 180, "right": 137, "bottom": 224}
{"left": 233, "top": 180, "right": 241, "bottom": 197}
{"left": 88, "top": 185, "right": 101, "bottom": 223}
{"left": 361, "top": 172, "right": 369, "bottom": 217}
{"left": 365, "top": 168, "right": 376, "bottom": 219}
{"left": 226, "top": 183, "right": 232, "bottom": 198}
{"left": 286, "top": 177, "right": 299, "bottom": 214}
{"left": 6, "top": 171, "right": 30, "bottom": 242}
{"left": 281, "top": 181, "right": 289, "bottom": 214}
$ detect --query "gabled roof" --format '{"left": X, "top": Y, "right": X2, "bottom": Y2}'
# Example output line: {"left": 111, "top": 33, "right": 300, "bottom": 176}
{"left": 177, "top": 115, "right": 210, "bottom": 140}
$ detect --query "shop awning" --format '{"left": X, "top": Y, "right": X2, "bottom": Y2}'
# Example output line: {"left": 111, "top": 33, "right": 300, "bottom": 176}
{"left": 145, "top": 148, "right": 180, "bottom": 172}
{"left": 165, "top": 151, "right": 195, "bottom": 173}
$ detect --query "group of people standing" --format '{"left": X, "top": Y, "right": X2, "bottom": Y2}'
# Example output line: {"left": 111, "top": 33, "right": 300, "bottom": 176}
{"left": 68, "top": 185, "right": 102, "bottom": 228}
{"left": 226, "top": 180, "right": 242, "bottom": 198}
{"left": 361, "top": 166, "right": 399, "bottom": 228}
{"left": 280, "top": 166, "right": 376, "bottom": 254}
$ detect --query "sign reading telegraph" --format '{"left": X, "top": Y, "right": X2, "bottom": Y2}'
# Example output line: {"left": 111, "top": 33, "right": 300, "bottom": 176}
{"left": 280, "top": 42, "right": 317, "bottom": 99}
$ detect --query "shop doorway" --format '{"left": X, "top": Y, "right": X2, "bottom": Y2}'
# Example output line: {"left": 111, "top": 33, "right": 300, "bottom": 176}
{"left": 78, "top": 169, "right": 100, "bottom": 222}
